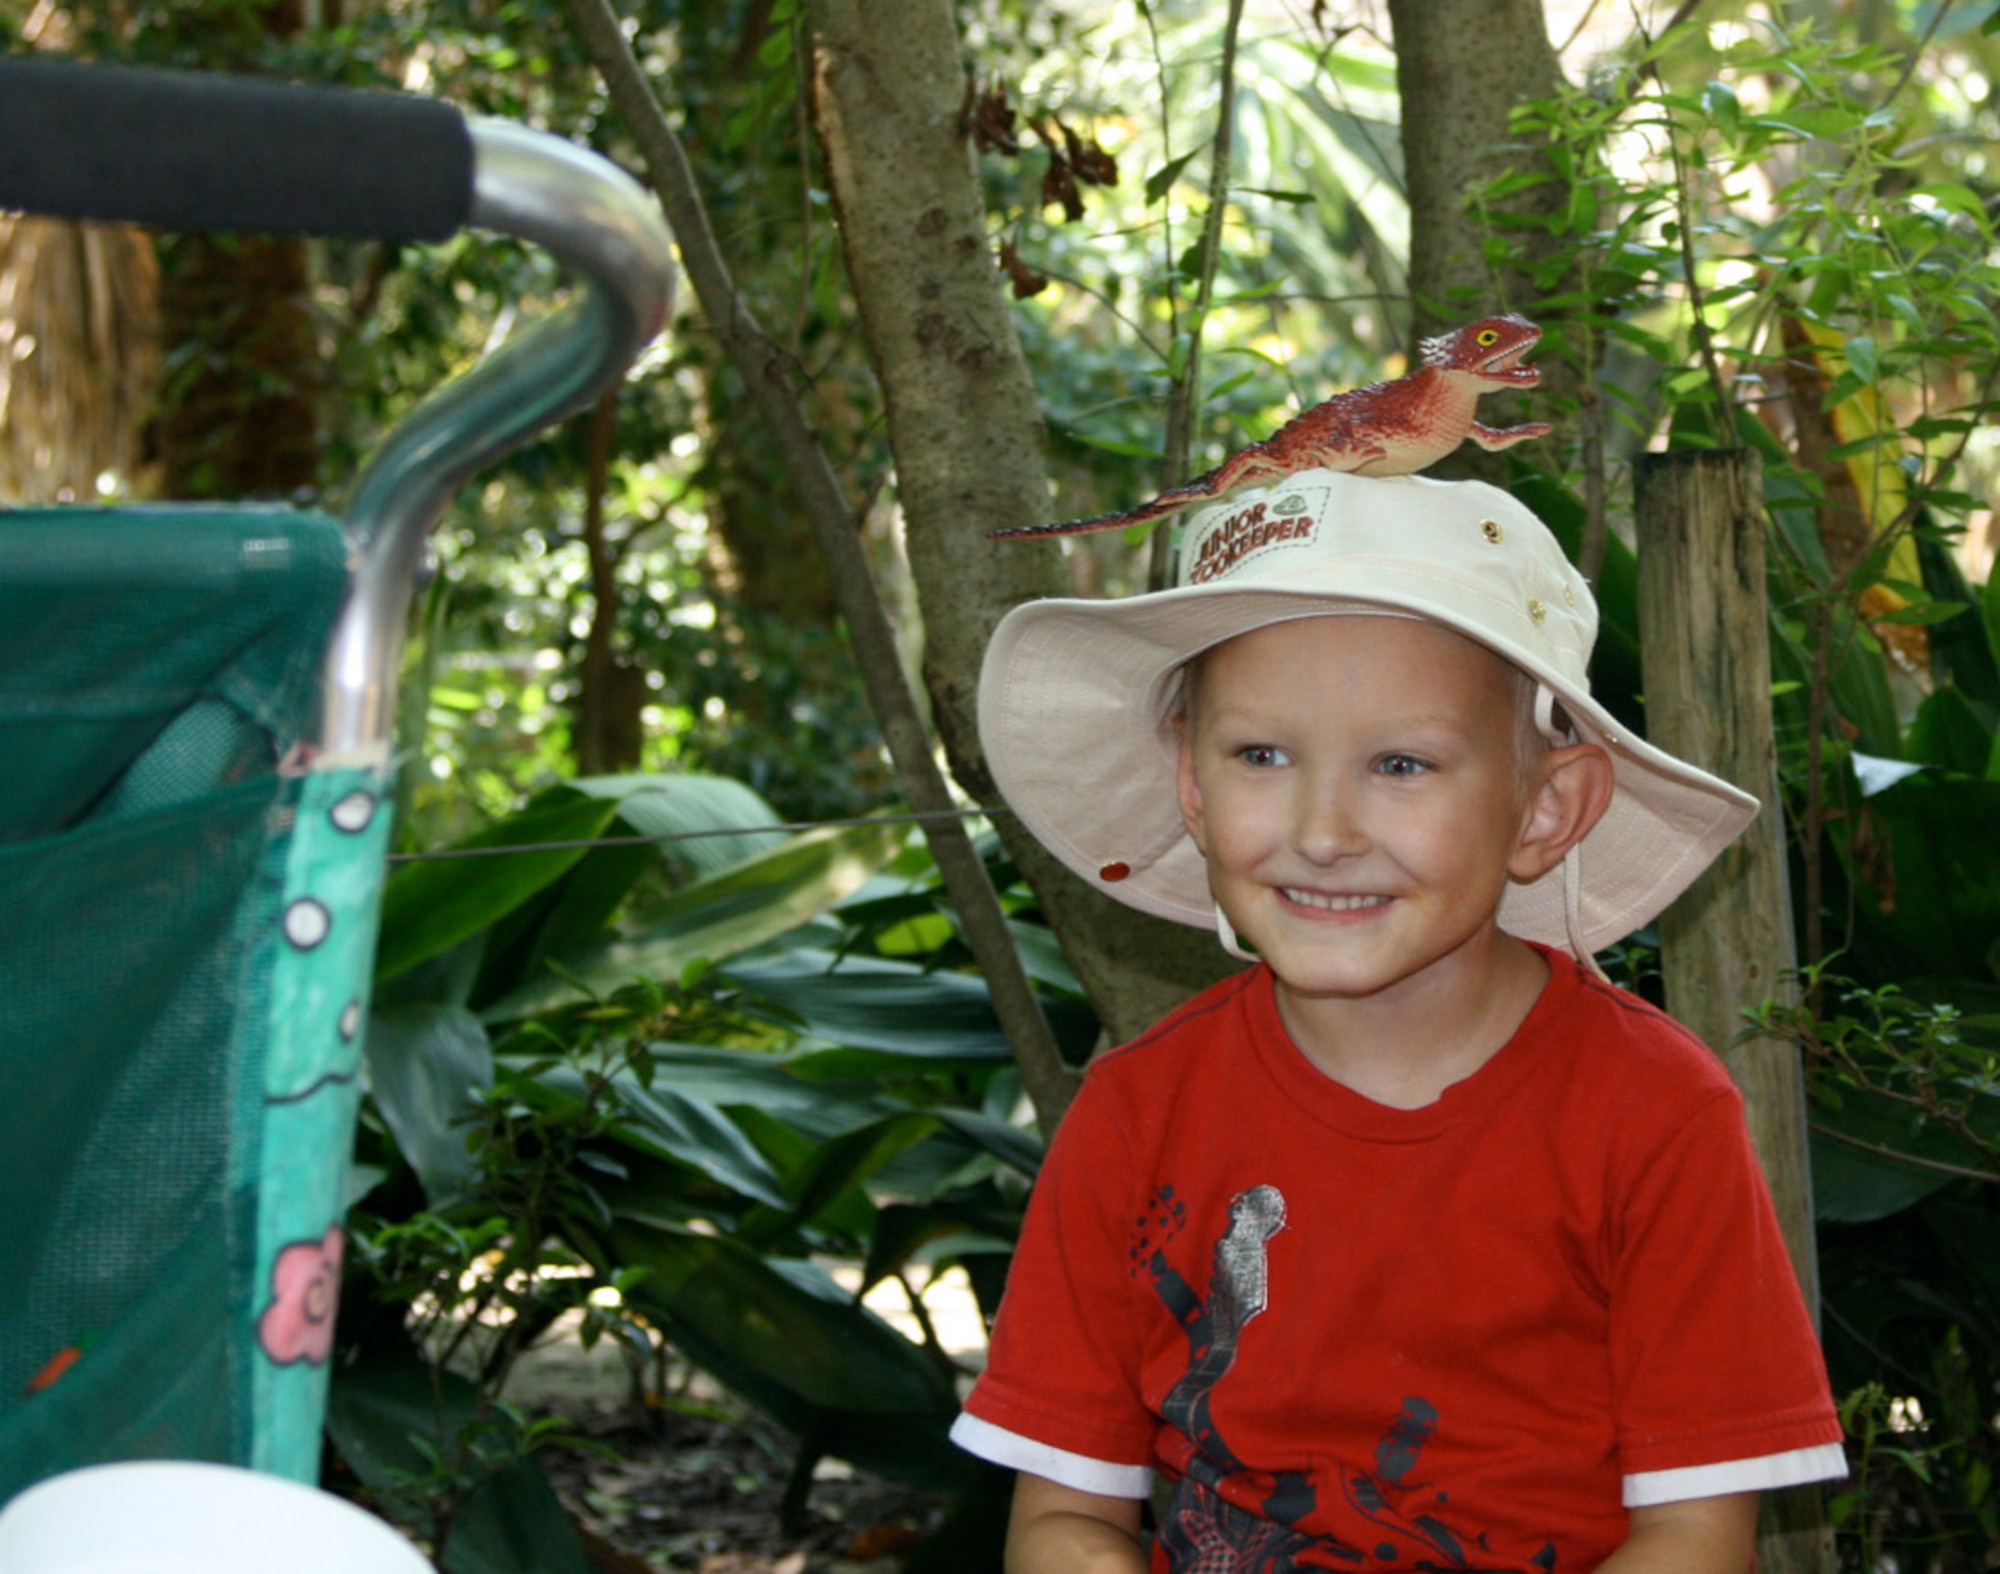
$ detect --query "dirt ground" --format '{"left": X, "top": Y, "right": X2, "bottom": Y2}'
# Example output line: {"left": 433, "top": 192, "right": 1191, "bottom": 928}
{"left": 511, "top": 1319, "right": 956, "bottom": 1574}
{"left": 540, "top": 1398, "right": 949, "bottom": 1574}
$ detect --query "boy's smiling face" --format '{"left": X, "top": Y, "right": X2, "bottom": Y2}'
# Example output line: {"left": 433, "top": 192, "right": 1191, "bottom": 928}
{"left": 1176, "top": 613, "right": 1574, "bottom": 1057}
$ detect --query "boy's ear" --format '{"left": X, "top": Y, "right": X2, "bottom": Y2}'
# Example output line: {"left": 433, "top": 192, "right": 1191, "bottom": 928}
{"left": 1174, "top": 716, "right": 1210, "bottom": 854}
{"left": 1510, "top": 741, "right": 1615, "bottom": 883}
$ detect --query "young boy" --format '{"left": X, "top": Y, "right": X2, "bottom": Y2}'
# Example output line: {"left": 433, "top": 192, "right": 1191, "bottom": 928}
{"left": 955, "top": 472, "right": 1846, "bottom": 1572}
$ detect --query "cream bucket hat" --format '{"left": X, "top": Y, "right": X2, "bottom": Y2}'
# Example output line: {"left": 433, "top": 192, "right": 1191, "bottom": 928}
{"left": 979, "top": 470, "right": 1758, "bottom": 958}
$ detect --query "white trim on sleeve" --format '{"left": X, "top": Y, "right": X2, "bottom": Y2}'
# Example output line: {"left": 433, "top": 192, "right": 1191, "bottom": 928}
{"left": 949, "top": 1411, "right": 1156, "bottom": 1499}
{"left": 1624, "top": 1443, "right": 1848, "bottom": 1508}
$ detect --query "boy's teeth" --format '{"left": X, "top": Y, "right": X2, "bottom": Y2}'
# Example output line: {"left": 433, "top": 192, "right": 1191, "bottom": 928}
{"left": 1284, "top": 889, "right": 1389, "bottom": 911}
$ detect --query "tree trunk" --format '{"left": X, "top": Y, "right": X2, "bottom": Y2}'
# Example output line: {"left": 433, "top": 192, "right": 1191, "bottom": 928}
{"left": 1633, "top": 450, "right": 1836, "bottom": 1574}
{"left": 806, "top": 0, "right": 1236, "bottom": 1052}
{"left": 152, "top": 232, "right": 320, "bottom": 498}
{"left": 0, "top": 216, "right": 159, "bottom": 503}
{"left": 1387, "top": 0, "right": 1581, "bottom": 483}
{"left": 138, "top": 0, "right": 322, "bottom": 501}
{"left": 575, "top": 387, "right": 647, "bottom": 775}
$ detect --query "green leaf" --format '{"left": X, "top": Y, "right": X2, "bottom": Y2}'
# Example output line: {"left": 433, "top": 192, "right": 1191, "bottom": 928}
{"left": 1986, "top": 554, "right": 2000, "bottom": 702}
{"left": 1910, "top": 182, "right": 1992, "bottom": 235}
{"left": 571, "top": 772, "right": 787, "bottom": 879}
{"left": 377, "top": 794, "right": 623, "bottom": 981}
{"left": 1907, "top": 687, "right": 1997, "bottom": 776}
{"left": 1144, "top": 150, "right": 1198, "bottom": 205}
{"left": 444, "top": 1458, "right": 597, "bottom": 1574}
{"left": 782, "top": 1112, "right": 946, "bottom": 1229}
{"left": 862, "top": 1199, "right": 1023, "bottom": 1293}
{"left": 1838, "top": 775, "right": 2000, "bottom": 982}
{"left": 529, "top": 1063, "right": 792, "bottom": 1209}
{"left": 1237, "top": 186, "right": 1314, "bottom": 207}
{"left": 327, "top": 1348, "right": 593, "bottom": 1574}
{"left": 601, "top": 1218, "right": 967, "bottom": 1456}
{"left": 1702, "top": 80, "right": 1741, "bottom": 141}
{"left": 365, "top": 1003, "right": 494, "bottom": 1205}
{"left": 724, "top": 949, "right": 1012, "bottom": 1060}
{"left": 1811, "top": 1080, "right": 1999, "bottom": 1223}
{"left": 483, "top": 821, "right": 906, "bottom": 1020}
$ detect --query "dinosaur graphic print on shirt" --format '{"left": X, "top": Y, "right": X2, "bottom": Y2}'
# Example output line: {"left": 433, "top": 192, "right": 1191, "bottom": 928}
{"left": 1140, "top": 1183, "right": 1558, "bottom": 1573}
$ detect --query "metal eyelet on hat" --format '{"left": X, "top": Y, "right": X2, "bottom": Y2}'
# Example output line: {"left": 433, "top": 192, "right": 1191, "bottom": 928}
{"left": 1527, "top": 598, "right": 1547, "bottom": 625}
{"left": 1481, "top": 520, "right": 1504, "bottom": 544}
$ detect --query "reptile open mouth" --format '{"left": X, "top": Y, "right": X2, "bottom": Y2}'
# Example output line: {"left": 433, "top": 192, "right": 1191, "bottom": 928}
{"left": 1481, "top": 336, "right": 1543, "bottom": 385}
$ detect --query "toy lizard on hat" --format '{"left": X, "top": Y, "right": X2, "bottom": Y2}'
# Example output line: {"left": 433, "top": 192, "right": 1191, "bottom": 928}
{"left": 993, "top": 314, "right": 1552, "bottom": 540}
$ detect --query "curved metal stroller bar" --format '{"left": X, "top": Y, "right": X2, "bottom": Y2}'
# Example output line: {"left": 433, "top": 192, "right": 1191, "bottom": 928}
{"left": 0, "top": 55, "right": 678, "bottom": 755}
{"left": 322, "top": 120, "right": 677, "bottom": 755}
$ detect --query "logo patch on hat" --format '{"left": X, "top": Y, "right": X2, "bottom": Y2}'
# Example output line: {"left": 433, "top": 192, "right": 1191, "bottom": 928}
{"left": 1185, "top": 494, "right": 1324, "bottom": 585}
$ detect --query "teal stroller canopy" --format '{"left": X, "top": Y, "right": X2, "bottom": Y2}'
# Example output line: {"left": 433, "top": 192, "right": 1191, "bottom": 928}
{"left": 0, "top": 57, "right": 675, "bottom": 1503}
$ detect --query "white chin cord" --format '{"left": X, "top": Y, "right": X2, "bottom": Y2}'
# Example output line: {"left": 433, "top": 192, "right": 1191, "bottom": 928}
{"left": 1214, "top": 904, "right": 1258, "bottom": 962}
{"left": 1538, "top": 684, "right": 1611, "bottom": 983}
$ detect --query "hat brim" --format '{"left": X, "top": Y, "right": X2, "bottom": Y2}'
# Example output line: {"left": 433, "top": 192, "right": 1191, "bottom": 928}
{"left": 979, "top": 582, "right": 1757, "bottom": 956}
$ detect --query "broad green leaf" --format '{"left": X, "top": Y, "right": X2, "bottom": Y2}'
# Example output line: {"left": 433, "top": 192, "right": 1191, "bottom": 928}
{"left": 935, "top": 1108, "right": 1045, "bottom": 1179}
{"left": 599, "top": 1222, "right": 981, "bottom": 1489}
{"left": 1812, "top": 1080, "right": 2000, "bottom": 1224}
{"left": 1007, "top": 917, "right": 1085, "bottom": 996}
{"left": 377, "top": 794, "right": 623, "bottom": 981}
{"left": 327, "top": 1348, "right": 591, "bottom": 1574}
{"left": 781, "top": 1112, "right": 949, "bottom": 1229}
{"left": 862, "top": 1199, "right": 1024, "bottom": 1292}
{"left": 483, "top": 821, "right": 907, "bottom": 1020}
{"left": 471, "top": 800, "right": 653, "bottom": 1008}
{"left": 1904, "top": 687, "right": 1994, "bottom": 776}
{"left": 1836, "top": 775, "right": 2000, "bottom": 982}
{"left": 365, "top": 1003, "right": 494, "bottom": 1205}
{"left": 1910, "top": 182, "right": 1992, "bottom": 236}
{"left": 570, "top": 772, "right": 787, "bottom": 878}
{"left": 1702, "top": 80, "right": 1741, "bottom": 141}
{"left": 723, "top": 949, "right": 1012, "bottom": 1059}
{"left": 603, "top": 1217, "right": 955, "bottom": 1419}
{"left": 1916, "top": 526, "right": 2000, "bottom": 709}
{"left": 1145, "top": 150, "right": 1198, "bottom": 205}
{"left": 599, "top": 1041, "right": 880, "bottom": 1124}
{"left": 444, "top": 1459, "right": 597, "bottom": 1574}
{"left": 529, "top": 1063, "right": 792, "bottom": 1209}
{"left": 1986, "top": 550, "right": 2000, "bottom": 702}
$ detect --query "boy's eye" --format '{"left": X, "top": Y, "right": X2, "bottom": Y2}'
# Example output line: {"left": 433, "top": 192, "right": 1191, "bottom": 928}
{"left": 1376, "top": 753, "right": 1431, "bottom": 778}
{"left": 1237, "top": 744, "right": 1290, "bottom": 768}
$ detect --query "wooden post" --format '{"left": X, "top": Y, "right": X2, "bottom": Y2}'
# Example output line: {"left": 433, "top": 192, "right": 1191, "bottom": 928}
{"left": 1633, "top": 449, "right": 1834, "bottom": 1574}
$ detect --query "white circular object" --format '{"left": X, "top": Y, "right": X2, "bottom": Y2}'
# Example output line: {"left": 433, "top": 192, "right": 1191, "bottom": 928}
{"left": 0, "top": 1462, "right": 432, "bottom": 1572}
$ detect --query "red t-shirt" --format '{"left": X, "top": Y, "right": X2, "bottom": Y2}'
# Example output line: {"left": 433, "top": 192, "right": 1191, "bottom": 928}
{"left": 954, "top": 951, "right": 1844, "bottom": 1572}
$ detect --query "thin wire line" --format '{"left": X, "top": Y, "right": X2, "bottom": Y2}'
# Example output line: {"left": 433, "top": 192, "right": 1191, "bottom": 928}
{"left": 383, "top": 806, "right": 1003, "bottom": 864}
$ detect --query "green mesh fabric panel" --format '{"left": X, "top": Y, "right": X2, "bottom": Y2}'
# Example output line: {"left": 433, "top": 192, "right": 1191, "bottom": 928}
{"left": 0, "top": 507, "right": 347, "bottom": 842}
{"left": 0, "top": 506, "right": 355, "bottom": 1501}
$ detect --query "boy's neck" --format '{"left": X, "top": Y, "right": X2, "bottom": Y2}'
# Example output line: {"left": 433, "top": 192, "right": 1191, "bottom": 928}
{"left": 1271, "top": 932, "right": 1551, "bottom": 1110}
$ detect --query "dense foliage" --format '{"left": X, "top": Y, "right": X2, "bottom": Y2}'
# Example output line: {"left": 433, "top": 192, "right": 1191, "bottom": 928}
{"left": 8, "top": 0, "right": 2000, "bottom": 1569}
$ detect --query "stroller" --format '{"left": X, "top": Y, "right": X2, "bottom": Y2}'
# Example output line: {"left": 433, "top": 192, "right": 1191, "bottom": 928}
{"left": 0, "top": 54, "right": 675, "bottom": 1504}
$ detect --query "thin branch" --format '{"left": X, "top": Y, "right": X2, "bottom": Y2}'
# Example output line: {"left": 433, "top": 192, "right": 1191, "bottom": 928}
{"left": 1557, "top": 0, "right": 1607, "bottom": 58}
{"left": 1879, "top": 0, "right": 1955, "bottom": 112}
{"left": 1808, "top": 1120, "right": 1997, "bottom": 1187}
{"left": 560, "top": 0, "right": 1075, "bottom": 1135}
{"left": 1151, "top": 0, "right": 1247, "bottom": 592}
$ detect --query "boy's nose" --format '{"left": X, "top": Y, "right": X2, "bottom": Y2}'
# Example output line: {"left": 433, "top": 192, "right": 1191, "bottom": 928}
{"left": 1293, "top": 781, "right": 1368, "bottom": 862}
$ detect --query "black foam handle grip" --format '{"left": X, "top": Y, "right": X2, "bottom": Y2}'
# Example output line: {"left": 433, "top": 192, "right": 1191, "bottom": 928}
{"left": 0, "top": 54, "right": 474, "bottom": 241}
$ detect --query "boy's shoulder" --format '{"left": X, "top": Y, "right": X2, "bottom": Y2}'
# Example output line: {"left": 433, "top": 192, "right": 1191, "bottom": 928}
{"left": 1080, "top": 951, "right": 1742, "bottom": 1117}
{"left": 1090, "top": 964, "right": 1266, "bottom": 1074}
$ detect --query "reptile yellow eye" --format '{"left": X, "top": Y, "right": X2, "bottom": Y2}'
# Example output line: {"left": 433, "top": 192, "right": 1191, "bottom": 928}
{"left": 1478, "top": 329, "right": 1501, "bottom": 345}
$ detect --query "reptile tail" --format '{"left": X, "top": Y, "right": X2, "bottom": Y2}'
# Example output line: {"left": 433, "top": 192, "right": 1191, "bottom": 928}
{"left": 988, "top": 473, "right": 1224, "bottom": 540}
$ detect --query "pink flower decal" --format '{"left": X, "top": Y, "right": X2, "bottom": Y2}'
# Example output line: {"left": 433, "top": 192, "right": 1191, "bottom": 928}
{"left": 258, "top": 1225, "right": 344, "bottom": 1366}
